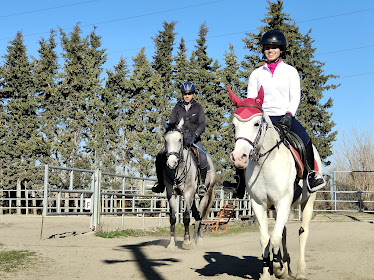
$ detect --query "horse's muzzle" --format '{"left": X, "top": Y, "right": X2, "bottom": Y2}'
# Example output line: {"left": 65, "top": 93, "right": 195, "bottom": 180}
{"left": 231, "top": 151, "right": 248, "bottom": 169}
{"left": 167, "top": 155, "right": 179, "bottom": 169}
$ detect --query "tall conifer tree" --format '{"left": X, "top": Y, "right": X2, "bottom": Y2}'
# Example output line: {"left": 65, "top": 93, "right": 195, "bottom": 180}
{"left": 219, "top": 44, "right": 247, "bottom": 182}
{"left": 190, "top": 23, "right": 229, "bottom": 182}
{"left": 0, "top": 32, "right": 48, "bottom": 189}
{"left": 82, "top": 29, "right": 108, "bottom": 169}
{"left": 58, "top": 25, "right": 107, "bottom": 169}
{"left": 105, "top": 58, "right": 131, "bottom": 174}
{"left": 34, "top": 30, "right": 60, "bottom": 166}
{"left": 152, "top": 21, "right": 177, "bottom": 149}
{"left": 128, "top": 48, "right": 161, "bottom": 176}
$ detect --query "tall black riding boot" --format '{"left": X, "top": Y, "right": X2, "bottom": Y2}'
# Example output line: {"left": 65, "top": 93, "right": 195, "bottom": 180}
{"left": 223, "top": 168, "right": 246, "bottom": 199}
{"left": 197, "top": 166, "right": 208, "bottom": 196}
{"left": 152, "top": 149, "right": 167, "bottom": 193}
{"left": 305, "top": 141, "right": 325, "bottom": 192}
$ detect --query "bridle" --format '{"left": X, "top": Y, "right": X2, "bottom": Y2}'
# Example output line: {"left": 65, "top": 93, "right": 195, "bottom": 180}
{"left": 165, "top": 129, "right": 183, "bottom": 163}
{"left": 234, "top": 104, "right": 282, "bottom": 161}
{"left": 164, "top": 129, "right": 191, "bottom": 187}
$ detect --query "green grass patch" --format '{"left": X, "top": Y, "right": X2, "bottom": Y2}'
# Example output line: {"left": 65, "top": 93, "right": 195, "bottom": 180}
{"left": 96, "top": 221, "right": 258, "bottom": 238}
{"left": 0, "top": 249, "right": 37, "bottom": 273}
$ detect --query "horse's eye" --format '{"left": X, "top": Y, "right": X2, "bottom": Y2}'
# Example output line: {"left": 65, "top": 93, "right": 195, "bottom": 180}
{"left": 254, "top": 123, "right": 260, "bottom": 127}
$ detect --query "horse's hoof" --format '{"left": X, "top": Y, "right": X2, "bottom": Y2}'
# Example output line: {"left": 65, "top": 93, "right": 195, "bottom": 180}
{"left": 259, "top": 273, "right": 271, "bottom": 280}
{"left": 167, "top": 244, "right": 176, "bottom": 251}
{"left": 195, "top": 237, "right": 203, "bottom": 246}
{"left": 296, "top": 274, "right": 307, "bottom": 280}
{"left": 273, "top": 262, "right": 288, "bottom": 279}
{"left": 182, "top": 240, "right": 194, "bottom": 250}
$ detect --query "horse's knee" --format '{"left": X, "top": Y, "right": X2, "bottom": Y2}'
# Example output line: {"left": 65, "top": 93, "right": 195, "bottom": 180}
{"left": 183, "top": 215, "right": 190, "bottom": 225}
{"left": 170, "top": 215, "right": 177, "bottom": 225}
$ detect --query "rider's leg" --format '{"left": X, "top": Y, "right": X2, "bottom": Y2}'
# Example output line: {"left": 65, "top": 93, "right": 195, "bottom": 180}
{"left": 195, "top": 142, "right": 208, "bottom": 196}
{"left": 305, "top": 140, "right": 324, "bottom": 191}
{"left": 152, "top": 148, "right": 167, "bottom": 193}
{"left": 198, "top": 165, "right": 208, "bottom": 196}
{"left": 290, "top": 119, "right": 324, "bottom": 192}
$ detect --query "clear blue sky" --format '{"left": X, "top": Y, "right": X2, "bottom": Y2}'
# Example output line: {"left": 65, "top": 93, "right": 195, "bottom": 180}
{"left": 1, "top": 0, "right": 373, "bottom": 166}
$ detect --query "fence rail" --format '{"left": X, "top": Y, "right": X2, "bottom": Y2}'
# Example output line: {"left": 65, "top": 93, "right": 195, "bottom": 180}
{"left": 1, "top": 167, "right": 374, "bottom": 230}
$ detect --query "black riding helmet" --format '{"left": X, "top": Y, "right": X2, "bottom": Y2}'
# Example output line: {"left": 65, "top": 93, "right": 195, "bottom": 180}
{"left": 180, "top": 82, "right": 195, "bottom": 94}
{"left": 260, "top": 30, "right": 287, "bottom": 53}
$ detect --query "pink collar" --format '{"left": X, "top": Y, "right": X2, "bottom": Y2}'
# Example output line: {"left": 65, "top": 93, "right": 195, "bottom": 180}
{"left": 265, "top": 59, "right": 282, "bottom": 74}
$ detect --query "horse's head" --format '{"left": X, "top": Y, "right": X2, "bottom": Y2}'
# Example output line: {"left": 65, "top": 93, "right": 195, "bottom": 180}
{"left": 164, "top": 118, "right": 184, "bottom": 169}
{"left": 228, "top": 87, "right": 268, "bottom": 168}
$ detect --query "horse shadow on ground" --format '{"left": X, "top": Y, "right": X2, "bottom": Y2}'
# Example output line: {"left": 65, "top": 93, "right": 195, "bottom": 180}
{"left": 195, "top": 251, "right": 262, "bottom": 279}
{"left": 102, "top": 239, "right": 262, "bottom": 280}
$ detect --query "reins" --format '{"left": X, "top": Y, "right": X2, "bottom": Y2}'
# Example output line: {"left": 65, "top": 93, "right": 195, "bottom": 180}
{"left": 172, "top": 148, "right": 193, "bottom": 187}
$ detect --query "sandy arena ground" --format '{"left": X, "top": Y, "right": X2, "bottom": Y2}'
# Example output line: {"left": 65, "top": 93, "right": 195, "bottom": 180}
{"left": 0, "top": 213, "right": 373, "bottom": 280}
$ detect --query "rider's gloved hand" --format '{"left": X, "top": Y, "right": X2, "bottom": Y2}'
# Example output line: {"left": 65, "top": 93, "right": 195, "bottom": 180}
{"left": 186, "top": 134, "right": 197, "bottom": 147}
{"left": 279, "top": 112, "right": 293, "bottom": 130}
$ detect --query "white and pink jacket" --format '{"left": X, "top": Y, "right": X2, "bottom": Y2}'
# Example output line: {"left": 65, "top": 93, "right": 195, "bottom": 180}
{"left": 247, "top": 60, "right": 301, "bottom": 117}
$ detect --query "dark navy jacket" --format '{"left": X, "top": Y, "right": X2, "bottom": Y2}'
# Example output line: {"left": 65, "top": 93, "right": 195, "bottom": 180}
{"left": 169, "top": 99, "right": 205, "bottom": 141}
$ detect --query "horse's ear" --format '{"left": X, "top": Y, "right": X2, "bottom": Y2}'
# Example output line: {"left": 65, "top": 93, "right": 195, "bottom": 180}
{"left": 228, "top": 88, "right": 243, "bottom": 107}
{"left": 255, "top": 86, "right": 264, "bottom": 107}
{"left": 177, "top": 118, "right": 184, "bottom": 130}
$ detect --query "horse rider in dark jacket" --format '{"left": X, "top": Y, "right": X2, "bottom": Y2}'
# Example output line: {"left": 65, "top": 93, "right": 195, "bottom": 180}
{"left": 152, "top": 81, "right": 209, "bottom": 196}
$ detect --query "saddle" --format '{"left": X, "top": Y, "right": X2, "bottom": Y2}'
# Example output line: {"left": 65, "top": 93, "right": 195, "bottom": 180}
{"left": 274, "top": 123, "right": 317, "bottom": 179}
{"left": 274, "top": 123, "right": 317, "bottom": 203}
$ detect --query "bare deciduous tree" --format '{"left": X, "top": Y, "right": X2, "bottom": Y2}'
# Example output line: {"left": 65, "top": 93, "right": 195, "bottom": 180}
{"left": 331, "top": 128, "right": 374, "bottom": 210}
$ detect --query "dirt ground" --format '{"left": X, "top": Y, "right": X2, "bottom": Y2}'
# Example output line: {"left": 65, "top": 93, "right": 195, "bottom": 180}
{"left": 0, "top": 213, "right": 373, "bottom": 280}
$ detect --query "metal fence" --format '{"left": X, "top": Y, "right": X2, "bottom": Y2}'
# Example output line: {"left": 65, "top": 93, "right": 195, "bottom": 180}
{"left": 1, "top": 166, "right": 374, "bottom": 230}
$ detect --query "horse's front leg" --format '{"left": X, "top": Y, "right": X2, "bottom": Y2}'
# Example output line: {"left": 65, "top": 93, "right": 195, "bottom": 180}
{"left": 167, "top": 195, "right": 177, "bottom": 251}
{"left": 182, "top": 192, "right": 195, "bottom": 250}
{"left": 272, "top": 199, "right": 292, "bottom": 279}
{"left": 251, "top": 199, "right": 271, "bottom": 280}
{"left": 297, "top": 192, "right": 316, "bottom": 280}
{"left": 191, "top": 200, "right": 203, "bottom": 243}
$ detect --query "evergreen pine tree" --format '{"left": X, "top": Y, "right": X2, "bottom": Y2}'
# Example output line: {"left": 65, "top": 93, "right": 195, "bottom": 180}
{"left": 0, "top": 32, "right": 48, "bottom": 190}
{"left": 33, "top": 30, "right": 60, "bottom": 166}
{"left": 58, "top": 25, "right": 107, "bottom": 169}
{"left": 82, "top": 28, "right": 108, "bottom": 170}
{"left": 104, "top": 58, "right": 131, "bottom": 174}
{"left": 241, "top": 0, "right": 338, "bottom": 164}
{"left": 218, "top": 44, "right": 247, "bottom": 182}
{"left": 151, "top": 21, "right": 177, "bottom": 152}
{"left": 128, "top": 48, "right": 161, "bottom": 176}
{"left": 174, "top": 38, "right": 191, "bottom": 87}
{"left": 190, "top": 23, "right": 229, "bottom": 183}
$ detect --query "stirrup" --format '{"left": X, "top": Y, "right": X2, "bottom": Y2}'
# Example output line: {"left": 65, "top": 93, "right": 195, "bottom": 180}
{"left": 197, "top": 184, "right": 207, "bottom": 196}
{"left": 307, "top": 171, "right": 326, "bottom": 193}
{"left": 151, "top": 182, "right": 165, "bottom": 193}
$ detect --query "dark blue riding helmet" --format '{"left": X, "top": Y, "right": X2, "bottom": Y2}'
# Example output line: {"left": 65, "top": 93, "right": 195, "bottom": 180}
{"left": 180, "top": 82, "right": 195, "bottom": 94}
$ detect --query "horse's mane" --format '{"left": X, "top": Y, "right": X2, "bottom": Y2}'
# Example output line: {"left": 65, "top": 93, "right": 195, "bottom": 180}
{"left": 165, "top": 122, "right": 183, "bottom": 134}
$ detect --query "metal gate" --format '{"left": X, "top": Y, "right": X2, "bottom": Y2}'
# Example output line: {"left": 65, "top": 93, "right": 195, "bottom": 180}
{"left": 43, "top": 165, "right": 100, "bottom": 229}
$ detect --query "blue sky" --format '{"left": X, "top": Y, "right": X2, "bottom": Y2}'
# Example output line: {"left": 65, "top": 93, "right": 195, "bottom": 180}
{"left": 1, "top": 0, "right": 373, "bottom": 166}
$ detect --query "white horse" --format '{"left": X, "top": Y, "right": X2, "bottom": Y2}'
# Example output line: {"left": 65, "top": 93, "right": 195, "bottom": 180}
{"left": 228, "top": 87, "right": 324, "bottom": 280}
{"left": 164, "top": 118, "right": 216, "bottom": 250}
